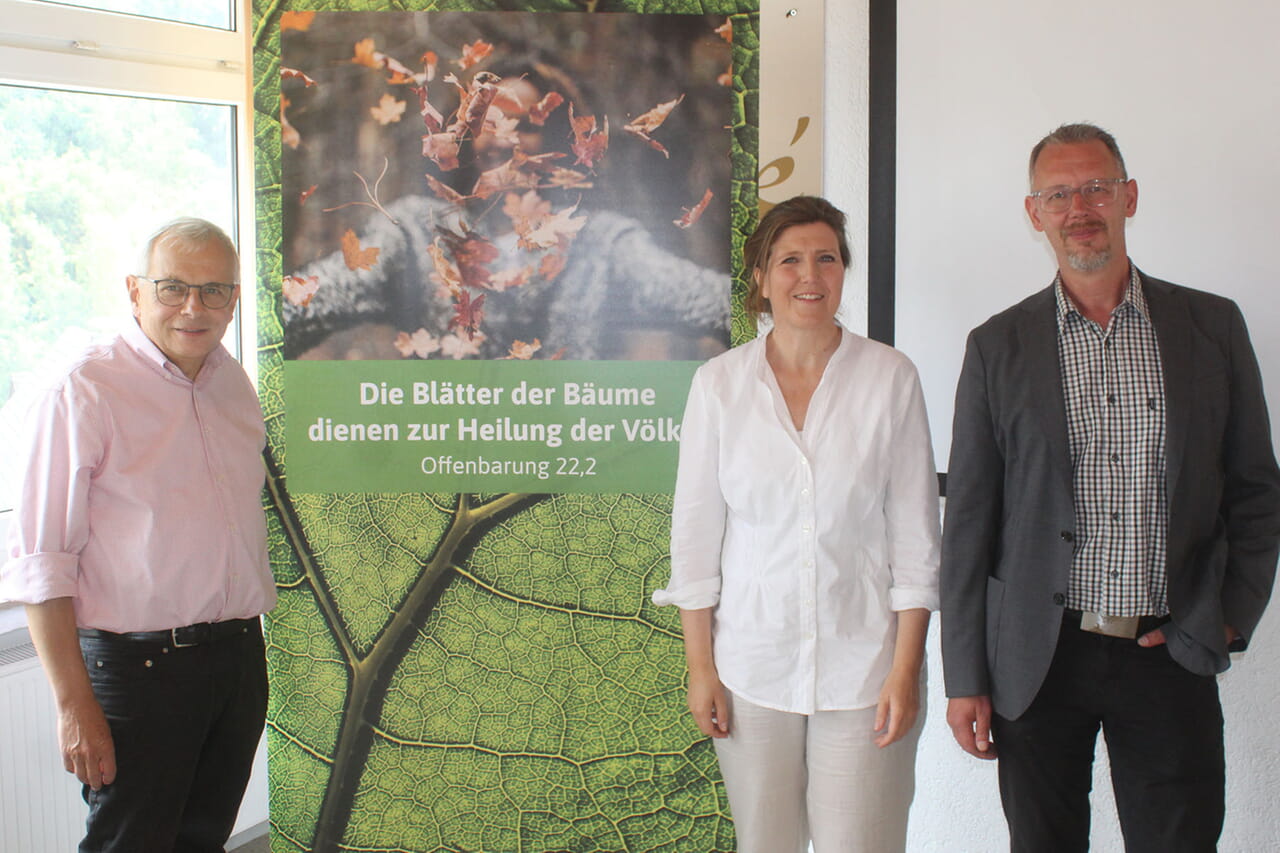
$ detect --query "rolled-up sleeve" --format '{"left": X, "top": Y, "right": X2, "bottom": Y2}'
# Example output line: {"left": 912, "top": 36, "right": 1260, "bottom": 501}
{"left": 883, "top": 362, "right": 942, "bottom": 612}
{"left": 653, "top": 367, "right": 726, "bottom": 609}
{"left": 1, "top": 384, "right": 98, "bottom": 605}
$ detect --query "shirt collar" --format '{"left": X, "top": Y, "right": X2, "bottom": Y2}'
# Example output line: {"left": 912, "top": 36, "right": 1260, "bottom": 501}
{"left": 1054, "top": 264, "right": 1149, "bottom": 324}
{"left": 121, "top": 318, "right": 226, "bottom": 383}
{"left": 752, "top": 323, "right": 852, "bottom": 381}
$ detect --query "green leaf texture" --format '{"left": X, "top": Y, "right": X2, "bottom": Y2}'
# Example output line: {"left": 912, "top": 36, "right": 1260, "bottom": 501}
{"left": 254, "top": 2, "right": 758, "bottom": 850}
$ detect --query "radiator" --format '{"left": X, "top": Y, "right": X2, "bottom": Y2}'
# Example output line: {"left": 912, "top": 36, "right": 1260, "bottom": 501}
{"left": 0, "top": 640, "right": 86, "bottom": 852}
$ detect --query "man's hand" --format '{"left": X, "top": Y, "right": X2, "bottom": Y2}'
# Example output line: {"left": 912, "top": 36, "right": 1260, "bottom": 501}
{"left": 25, "top": 599, "right": 118, "bottom": 789}
{"left": 946, "top": 695, "right": 997, "bottom": 759}
{"left": 57, "top": 695, "right": 116, "bottom": 789}
{"left": 1137, "top": 624, "right": 1239, "bottom": 648}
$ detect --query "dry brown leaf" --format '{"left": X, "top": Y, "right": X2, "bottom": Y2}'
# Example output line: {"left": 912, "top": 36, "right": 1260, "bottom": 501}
{"left": 569, "top": 103, "right": 609, "bottom": 169}
{"left": 424, "top": 174, "right": 468, "bottom": 205}
{"left": 281, "top": 11, "right": 315, "bottom": 33}
{"left": 282, "top": 274, "right": 319, "bottom": 307}
{"left": 421, "top": 131, "right": 460, "bottom": 171}
{"left": 340, "top": 229, "right": 380, "bottom": 271}
{"left": 528, "top": 91, "right": 565, "bottom": 126}
{"left": 625, "top": 95, "right": 684, "bottom": 134}
{"left": 281, "top": 95, "right": 300, "bottom": 150}
{"left": 449, "top": 290, "right": 486, "bottom": 339}
{"left": 503, "top": 338, "right": 542, "bottom": 360}
{"left": 457, "top": 40, "right": 495, "bottom": 70}
{"left": 426, "top": 242, "right": 462, "bottom": 295}
{"left": 518, "top": 203, "right": 587, "bottom": 251}
{"left": 370, "top": 93, "right": 406, "bottom": 125}
{"left": 624, "top": 95, "right": 684, "bottom": 158}
{"left": 440, "top": 328, "right": 486, "bottom": 359}
{"left": 394, "top": 328, "right": 441, "bottom": 359}
{"left": 674, "top": 188, "right": 714, "bottom": 229}
{"left": 280, "top": 67, "right": 317, "bottom": 87}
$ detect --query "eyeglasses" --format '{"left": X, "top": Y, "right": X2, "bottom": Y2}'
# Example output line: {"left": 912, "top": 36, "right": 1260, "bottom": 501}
{"left": 1028, "top": 178, "right": 1128, "bottom": 214}
{"left": 140, "top": 277, "right": 238, "bottom": 310}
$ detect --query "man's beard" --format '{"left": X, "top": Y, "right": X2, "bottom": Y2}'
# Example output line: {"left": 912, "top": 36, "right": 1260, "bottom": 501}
{"left": 1061, "top": 218, "right": 1112, "bottom": 273}
{"left": 1066, "top": 246, "right": 1112, "bottom": 273}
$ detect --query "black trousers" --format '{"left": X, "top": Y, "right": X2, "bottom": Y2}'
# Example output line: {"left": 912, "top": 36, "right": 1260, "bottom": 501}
{"left": 77, "top": 620, "right": 268, "bottom": 853}
{"left": 991, "top": 614, "right": 1224, "bottom": 853}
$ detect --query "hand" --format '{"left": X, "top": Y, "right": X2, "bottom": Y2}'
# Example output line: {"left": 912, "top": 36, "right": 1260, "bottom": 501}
{"left": 57, "top": 695, "right": 116, "bottom": 789}
{"left": 946, "top": 695, "right": 997, "bottom": 760}
{"left": 1137, "top": 623, "right": 1238, "bottom": 648}
{"left": 686, "top": 668, "right": 731, "bottom": 738}
{"left": 873, "top": 666, "right": 920, "bottom": 748}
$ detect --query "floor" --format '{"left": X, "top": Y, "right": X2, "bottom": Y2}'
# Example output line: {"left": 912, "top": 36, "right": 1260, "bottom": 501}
{"left": 229, "top": 832, "right": 270, "bottom": 852}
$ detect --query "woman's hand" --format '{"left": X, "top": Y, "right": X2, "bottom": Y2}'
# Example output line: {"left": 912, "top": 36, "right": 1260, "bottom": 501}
{"left": 687, "top": 666, "right": 731, "bottom": 738}
{"left": 873, "top": 664, "right": 920, "bottom": 748}
{"left": 678, "top": 608, "right": 730, "bottom": 737}
{"left": 874, "top": 608, "right": 930, "bottom": 748}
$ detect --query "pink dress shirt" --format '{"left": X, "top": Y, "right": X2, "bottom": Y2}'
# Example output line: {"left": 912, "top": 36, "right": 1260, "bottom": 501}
{"left": 1, "top": 320, "right": 276, "bottom": 632}
{"left": 653, "top": 329, "right": 941, "bottom": 714}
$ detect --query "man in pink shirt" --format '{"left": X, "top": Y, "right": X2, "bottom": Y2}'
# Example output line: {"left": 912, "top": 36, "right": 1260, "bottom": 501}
{"left": 0, "top": 218, "right": 277, "bottom": 852}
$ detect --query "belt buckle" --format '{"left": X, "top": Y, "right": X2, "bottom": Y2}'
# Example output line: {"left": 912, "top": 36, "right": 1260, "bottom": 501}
{"left": 1080, "top": 611, "right": 1140, "bottom": 639}
{"left": 170, "top": 624, "right": 205, "bottom": 648}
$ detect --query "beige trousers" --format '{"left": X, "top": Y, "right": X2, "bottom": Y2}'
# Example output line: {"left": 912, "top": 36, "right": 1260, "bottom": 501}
{"left": 712, "top": 689, "right": 923, "bottom": 853}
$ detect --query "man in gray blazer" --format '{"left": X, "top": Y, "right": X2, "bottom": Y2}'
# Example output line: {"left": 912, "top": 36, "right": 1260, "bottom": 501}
{"left": 941, "top": 123, "right": 1280, "bottom": 852}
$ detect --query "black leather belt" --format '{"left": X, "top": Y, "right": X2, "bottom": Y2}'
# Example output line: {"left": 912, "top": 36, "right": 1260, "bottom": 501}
{"left": 79, "top": 617, "right": 258, "bottom": 649}
{"left": 1063, "top": 608, "right": 1169, "bottom": 639}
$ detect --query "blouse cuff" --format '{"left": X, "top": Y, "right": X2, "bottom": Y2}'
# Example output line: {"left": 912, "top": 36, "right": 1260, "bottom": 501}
{"left": 651, "top": 576, "right": 721, "bottom": 609}
{"left": 0, "top": 552, "right": 80, "bottom": 605}
{"left": 889, "top": 583, "right": 940, "bottom": 613}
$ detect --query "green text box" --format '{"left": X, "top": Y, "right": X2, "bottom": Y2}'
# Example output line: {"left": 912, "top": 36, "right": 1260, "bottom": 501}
{"left": 285, "top": 360, "right": 698, "bottom": 494}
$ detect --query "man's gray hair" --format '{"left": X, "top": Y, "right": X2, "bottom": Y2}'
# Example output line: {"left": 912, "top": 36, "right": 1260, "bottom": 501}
{"left": 1028, "top": 123, "right": 1127, "bottom": 185}
{"left": 138, "top": 218, "right": 239, "bottom": 279}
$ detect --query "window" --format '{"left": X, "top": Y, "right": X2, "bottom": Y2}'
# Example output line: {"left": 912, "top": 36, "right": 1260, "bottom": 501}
{"left": 32, "top": 0, "right": 234, "bottom": 30}
{"left": 0, "top": 0, "right": 252, "bottom": 621}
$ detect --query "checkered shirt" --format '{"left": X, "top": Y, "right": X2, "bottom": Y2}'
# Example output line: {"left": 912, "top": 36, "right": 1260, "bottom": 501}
{"left": 1056, "top": 267, "right": 1169, "bottom": 616}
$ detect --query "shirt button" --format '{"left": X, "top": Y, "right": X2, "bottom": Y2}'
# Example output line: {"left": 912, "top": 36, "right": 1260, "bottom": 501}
{"left": 1111, "top": 511, "right": 1121, "bottom": 522}
{"left": 801, "top": 488, "right": 809, "bottom": 496}
{"left": 1107, "top": 394, "right": 1117, "bottom": 405}
{"left": 1053, "top": 593, "right": 1066, "bottom": 605}
{"left": 1148, "top": 398, "right": 1158, "bottom": 410}
{"left": 1110, "top": 453, "right": 1120, "bottom": 463}
{"left": 1110, "top": 570, "right": 1120, "bottom": 578}
{"left": 802, "top": 524, "right": 811, "bottom": 533}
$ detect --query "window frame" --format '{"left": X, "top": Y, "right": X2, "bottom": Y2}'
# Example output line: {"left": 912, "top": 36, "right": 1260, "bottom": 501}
{"left": 0, "top": 0, "right": 257, "bottom": 626}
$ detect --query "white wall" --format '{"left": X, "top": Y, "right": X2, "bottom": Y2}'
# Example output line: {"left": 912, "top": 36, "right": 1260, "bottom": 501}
{"left": 821, "top": 0, "right": 1280, "bottom": 849}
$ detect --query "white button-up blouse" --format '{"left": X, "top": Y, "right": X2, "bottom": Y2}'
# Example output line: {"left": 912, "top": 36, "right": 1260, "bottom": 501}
{"left": 653, "top": 328, "right": 941, "bottom": 713}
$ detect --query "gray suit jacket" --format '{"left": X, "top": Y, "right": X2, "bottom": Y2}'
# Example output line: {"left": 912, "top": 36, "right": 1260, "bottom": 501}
{"left": 940, "top": 270, "right": 1280, "bottom": 719}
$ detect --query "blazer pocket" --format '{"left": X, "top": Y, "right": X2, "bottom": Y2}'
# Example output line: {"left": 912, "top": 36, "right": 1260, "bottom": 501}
{"left": 985, "top": 576, "right": 1006, "bottom": 674}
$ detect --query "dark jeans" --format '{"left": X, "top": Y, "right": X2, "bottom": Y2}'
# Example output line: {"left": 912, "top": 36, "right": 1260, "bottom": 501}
{"left": 992, "top": 614, "right": 1224, "bottom": 853}
{"left": 78, "top": 621, "right": 268, "bottom": 853}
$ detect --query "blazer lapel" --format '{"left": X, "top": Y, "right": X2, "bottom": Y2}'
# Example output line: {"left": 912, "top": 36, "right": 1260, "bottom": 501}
{"left": 1017, "top": 286, "right": 1073, "bottom": 494}
{"left": 1142, "top": 273, "right": 1192, "bottom": 498}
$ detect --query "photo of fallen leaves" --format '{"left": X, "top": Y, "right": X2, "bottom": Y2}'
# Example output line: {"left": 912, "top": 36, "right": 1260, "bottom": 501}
{"left": 278, "top": 11, "right": 736, "bottom": 363}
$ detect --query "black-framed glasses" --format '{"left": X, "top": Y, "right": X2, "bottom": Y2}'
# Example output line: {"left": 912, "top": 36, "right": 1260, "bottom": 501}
{"left": 1028, "top": 178, "right": 1127, "bottom": 214}
{"left": 140, "top": 277, "right": 238, "bottom": 310}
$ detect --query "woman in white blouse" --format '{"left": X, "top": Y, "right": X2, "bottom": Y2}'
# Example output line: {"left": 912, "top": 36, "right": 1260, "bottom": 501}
{"left": 653, "top": 196, "right": 941, "bottom": 852}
